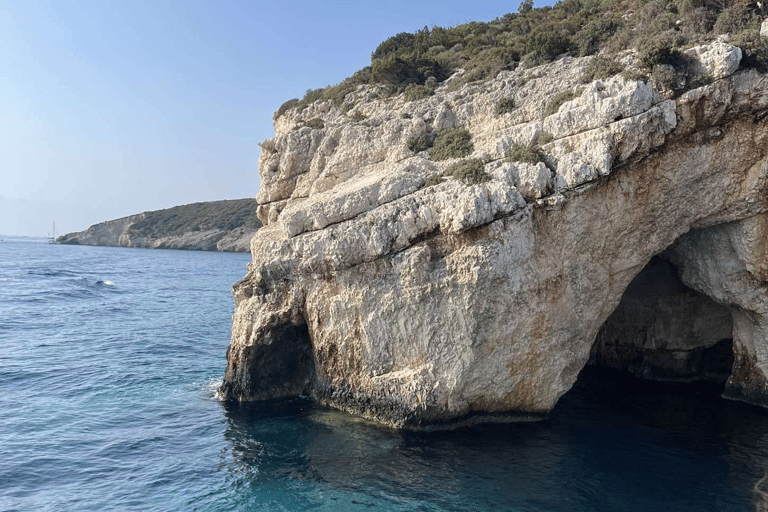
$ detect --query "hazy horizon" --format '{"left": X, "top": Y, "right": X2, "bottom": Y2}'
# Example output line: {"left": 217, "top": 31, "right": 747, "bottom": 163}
{"left": 1, "top": 0, "right": 551, "bottom": 237}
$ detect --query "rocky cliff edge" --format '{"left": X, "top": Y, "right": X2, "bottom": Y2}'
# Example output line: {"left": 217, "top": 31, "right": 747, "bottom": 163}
{"left": 220, "top": 38, "right": 768, "bottom": 428}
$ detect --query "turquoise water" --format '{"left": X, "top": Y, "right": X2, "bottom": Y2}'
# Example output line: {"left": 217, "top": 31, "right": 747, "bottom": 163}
{"left": 1, "top": 238, "right": 767, "bottom": 511}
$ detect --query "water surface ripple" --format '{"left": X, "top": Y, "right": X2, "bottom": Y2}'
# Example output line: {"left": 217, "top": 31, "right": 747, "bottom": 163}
{"left": 1, "top": 238, "right": 766, "bottom": 511}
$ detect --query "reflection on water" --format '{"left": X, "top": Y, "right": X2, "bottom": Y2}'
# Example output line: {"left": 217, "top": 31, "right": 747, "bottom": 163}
{"left": 218, "top": 367, "right": 768, "bottom": 511}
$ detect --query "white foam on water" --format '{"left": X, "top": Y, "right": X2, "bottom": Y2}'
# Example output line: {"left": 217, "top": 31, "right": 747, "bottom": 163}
{"left": 203, "top": 377, "right": 224, "bottom": 400}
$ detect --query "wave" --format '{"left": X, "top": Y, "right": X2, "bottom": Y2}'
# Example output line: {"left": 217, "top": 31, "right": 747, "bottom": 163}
{"left": 204, "top": 377, "right": 224, "bottom": 400}
{"left": 26, "top": 268, "right": 79, "bottom": 278}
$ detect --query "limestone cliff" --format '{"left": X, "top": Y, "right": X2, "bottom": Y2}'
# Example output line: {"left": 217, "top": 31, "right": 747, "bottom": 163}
{"left": 58, "top": 199, "right": 260, "bottom": 253}
{"left": 220, "top": 38, "right": 768, "bottom": 428}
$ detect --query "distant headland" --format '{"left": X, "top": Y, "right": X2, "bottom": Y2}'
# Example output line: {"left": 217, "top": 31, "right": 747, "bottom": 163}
{"left": 57, "top": 198, "right": 260, "bottom": 253}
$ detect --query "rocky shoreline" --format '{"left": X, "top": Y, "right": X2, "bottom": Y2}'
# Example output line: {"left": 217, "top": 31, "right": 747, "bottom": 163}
{"left": 58, "top": 199, "right": 260, "bottom": 253}
{"left": 220, "top": 35, "right": 768, "bottom": 428}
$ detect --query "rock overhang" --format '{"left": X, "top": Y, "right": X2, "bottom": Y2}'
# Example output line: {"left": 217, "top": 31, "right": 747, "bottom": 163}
{"left": 223, "top": 40, "right": 768, "bottom": 429}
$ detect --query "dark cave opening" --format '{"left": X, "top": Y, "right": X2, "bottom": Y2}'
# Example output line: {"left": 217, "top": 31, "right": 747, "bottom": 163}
{"left": 588, "top": 255, "right": 735, "bottom": 390}
{"left": 246, "top": 322, "right": 316, "bottom": 398}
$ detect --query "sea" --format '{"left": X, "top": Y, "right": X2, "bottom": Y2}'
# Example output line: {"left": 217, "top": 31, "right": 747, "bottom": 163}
{"left": 2, "top": 237, "right": 768, "bottom": 511}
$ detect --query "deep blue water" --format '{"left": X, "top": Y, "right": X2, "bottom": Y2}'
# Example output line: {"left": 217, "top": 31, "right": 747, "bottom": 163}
{"left": 2, "top": 238, "right": 768, "bottom": 511}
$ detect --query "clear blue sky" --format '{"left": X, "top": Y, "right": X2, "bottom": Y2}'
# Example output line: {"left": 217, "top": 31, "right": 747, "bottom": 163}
{"left": 0, "top": 0, "right": 551, "bottom": 237}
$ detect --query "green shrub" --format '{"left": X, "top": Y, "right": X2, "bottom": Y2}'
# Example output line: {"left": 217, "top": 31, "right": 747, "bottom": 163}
{"left": 518, "top": 0, "right": 533, "bottom": 14}
{"left": 639, "top": 38, "right": 683, "bottom": 69}
{"left": 349, "top": 111, "right": 368, "bottom": 122}
{"left": 495, "top": 97, "right": 516, "bottom": 115}
{"left": 544, "top": 89, "right": 579, "bottom": 117}
{"left": 538, "top": 131, "right": 554, "bottom": 145}
{"left": 370, "top": 54, "right": 448, "bottom": 89}
{"left": 507, "top": 142, "right": 545, "bottom": 164}
{"left": 429, "top": 127, "right": 474, "bottom": 161}
{"left": 273, "top": 0, "right": 757, "bottom": 117}
{"left": 276, "top": 98, "right": 299, "bottom": 118}
{"left": 574, "top": 19, "right": 622, "bottom": 57}
{"left": 580, "top": 56, "right": 624, "bottom": 82}
{"left": 294, "top": 118, "right": 325, "bottom": 130}
{"left": 403, "top": 84, "right": 435, "bottom": 102}
{"left": 732, "top": 28, "right": 768, "bottom": 73}
{"left": 621, "top": 68, "right": 647, "bottom": 82}
{"left": 650, "top": 65, "right": 679, "bottom": 92}
{"left": 677, "top": 7, "right": 717, "bottom": 38}
{"left": 372, "top": 32, "right": 417, "bottom": 61}
{"left": 523, "top": 29, "right": 573, "bottom": 65}
{"left": 444, "top": 158, "right": 491, "bottom": 185}
{"left": 305, "top": 118, "right": 325, "bottom": 129}
{"left": 713, "top": 6, "right": 760, "bottom": 35}
{"left": 686, "top": 72, "right": 713, "bottom": 89}
{"left": 424, "top": 175, "right": 446, "bottom": 187}
{"left": 407, "top": 132, "right": 434, "bottom": 153}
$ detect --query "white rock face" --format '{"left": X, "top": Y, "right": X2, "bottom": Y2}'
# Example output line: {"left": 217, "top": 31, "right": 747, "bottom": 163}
{"left": 514, "top": 162, "right": 551, "bottom": 199}
{"left": 220, "top": 40, "right": 768, "bottom": 428}
{"left": 684, "top": 40, "right": 742, "bottom": 80}
{"left": 761, "top": 19, "right": 768, "bottom": 38}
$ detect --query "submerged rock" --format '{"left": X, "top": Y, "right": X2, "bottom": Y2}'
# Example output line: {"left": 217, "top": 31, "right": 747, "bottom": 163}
{"left": 220, "top": 41, "right": 768, "bottom": 428}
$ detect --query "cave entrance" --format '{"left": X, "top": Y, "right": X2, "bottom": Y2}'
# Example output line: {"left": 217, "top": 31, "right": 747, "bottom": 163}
{"left": 588, "top": 255, "right": 734, "bottom": 387}
{"left": 250, "top": 321, "right": 316, "bottom": 398}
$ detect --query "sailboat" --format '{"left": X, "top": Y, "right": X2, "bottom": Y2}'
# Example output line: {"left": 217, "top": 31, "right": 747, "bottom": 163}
{"left": 48, "top": 221, "right": 57, "bottom": 243}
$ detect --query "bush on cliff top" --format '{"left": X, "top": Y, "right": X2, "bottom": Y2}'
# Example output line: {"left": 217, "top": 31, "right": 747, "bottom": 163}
{"left": 276, "top": 0, "right": 767, "bottom": 118}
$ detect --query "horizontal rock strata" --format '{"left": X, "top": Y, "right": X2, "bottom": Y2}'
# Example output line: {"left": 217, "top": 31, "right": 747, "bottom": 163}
{"left": 221, "top": 41, "right": 768, "bottom": 428}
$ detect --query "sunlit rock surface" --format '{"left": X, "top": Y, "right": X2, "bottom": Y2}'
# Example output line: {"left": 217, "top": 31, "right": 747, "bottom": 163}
{"left": 221, "top": 42, "right": 768, "bottom": 428}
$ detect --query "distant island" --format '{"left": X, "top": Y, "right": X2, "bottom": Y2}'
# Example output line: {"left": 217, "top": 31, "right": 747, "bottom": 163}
{"left": 57, "top": 198, "right": 260, "bottom": 253}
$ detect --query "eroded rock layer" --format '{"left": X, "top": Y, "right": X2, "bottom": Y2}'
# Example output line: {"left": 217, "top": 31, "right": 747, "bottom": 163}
{"left": 221, "top": 41, "right": 768, "bottom": 428}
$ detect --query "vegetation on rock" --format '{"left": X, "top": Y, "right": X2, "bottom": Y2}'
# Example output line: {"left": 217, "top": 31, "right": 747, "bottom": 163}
{"left": 127, "top": 199, "right": 261, "bottom": 238}
{"left": 507, "top": 142, "right": 546, "bottom": 164}
{"left": 429, "top": 127, "right": 474, "bottom": 161}
{"left": 732, "top": 28, "right": 768, "bottom": 72}
{"left": 424, "top": 174, "right": 446, "bottom": 187}
{"left": 403, "top": 83, "right": 436, "bottom": 102}
{"left": 293, "top": 118, "right": 325, "bottom": 130}
{"left": 444, "top": 158, "right": 491, "bottom": 185}
{"left": 275, "top": 0, "right": 768, "bottom": 118}
{"left": 580, "top": 56, "right": 625, "bottom": 82}
{"left": 408, "top": 127, "right": 474, "bottom": 160}
{"left": 494, "top": 97, "right": 517, "bottom": 115}
{"left": 544, "top": 89, "right": 580, "bottom": 118}
{"left": 407, "top": 132, "right": 434, "bottom": 153}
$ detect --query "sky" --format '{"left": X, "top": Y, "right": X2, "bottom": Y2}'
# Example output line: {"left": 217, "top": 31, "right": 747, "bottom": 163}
{"left": 0, "top": 0, "right": 552, "bottom": 237}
